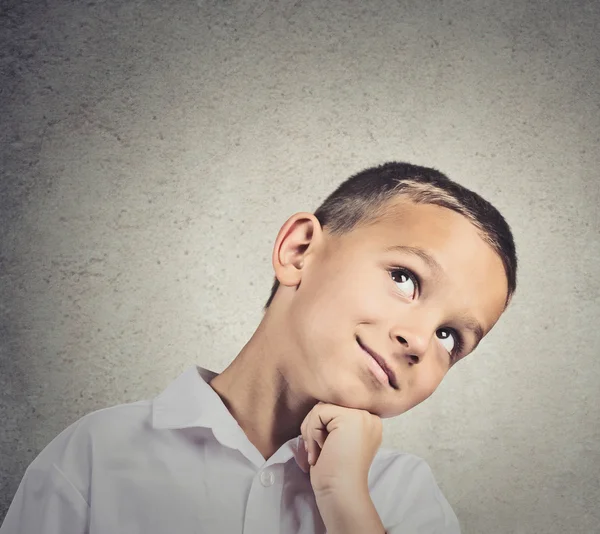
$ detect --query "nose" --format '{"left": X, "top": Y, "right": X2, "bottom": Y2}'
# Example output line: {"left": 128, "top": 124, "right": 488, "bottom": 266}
{"left": 392, "top": 328, "right": 431, "bottom": 365}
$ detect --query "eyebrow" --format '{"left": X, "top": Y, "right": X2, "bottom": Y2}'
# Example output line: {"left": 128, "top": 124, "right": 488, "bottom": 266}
{"left": 458, "top": 314, "right": 485, "bottom": 351}
{"left": 384, "top": 245, "right": 444, "bottom": 277}
{"left": 384, "top": 244, "right": 485, "bottom": 350}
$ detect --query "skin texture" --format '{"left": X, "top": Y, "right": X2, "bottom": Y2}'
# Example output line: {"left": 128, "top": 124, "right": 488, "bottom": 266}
{"left": 210, "top": 197, "right": 509, "bottom": 532}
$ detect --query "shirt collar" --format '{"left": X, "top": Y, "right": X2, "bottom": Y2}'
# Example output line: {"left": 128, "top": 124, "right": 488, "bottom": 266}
{"left": 152, "top": 365, "right": 239, "bottom": 433}
{"left": 151, "top": 365, "right": 304, "bottom": 468}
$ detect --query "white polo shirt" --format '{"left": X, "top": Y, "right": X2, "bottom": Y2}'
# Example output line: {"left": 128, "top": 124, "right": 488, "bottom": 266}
{"left": 1, "top": 366, "right": 461, "bottom": 533}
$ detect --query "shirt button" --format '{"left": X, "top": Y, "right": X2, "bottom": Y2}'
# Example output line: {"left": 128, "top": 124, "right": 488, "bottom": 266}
{"left": 260, "top": 469, "right": 275, "bottom": 487}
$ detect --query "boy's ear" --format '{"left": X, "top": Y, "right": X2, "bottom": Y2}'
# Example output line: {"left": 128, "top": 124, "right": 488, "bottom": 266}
{"left": 271, "top": 212, "right": 323, "bottom": 287}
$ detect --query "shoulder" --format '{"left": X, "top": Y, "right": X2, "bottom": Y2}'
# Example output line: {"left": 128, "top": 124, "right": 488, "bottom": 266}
{"left": 39, "top": 399, "right": 152, "bottom": 459}
{"left": 26, "top": 399, "right": 153, "bottom": 501}
{"left": 74, "top": 399, "right": 153, "bottom": 440}
{"left": 370, "top": 448, "right": 461, "bottom": 533}
{"left": 1, "top": 400, "right": 155, "bottom": 531}
{"left": 371, "top": 446, "right": 437, "bottom": 483}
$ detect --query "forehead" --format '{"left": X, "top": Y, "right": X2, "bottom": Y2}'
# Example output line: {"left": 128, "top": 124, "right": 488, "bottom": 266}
{"left": 349, "top": 198, "right": 508, "bottom": 330}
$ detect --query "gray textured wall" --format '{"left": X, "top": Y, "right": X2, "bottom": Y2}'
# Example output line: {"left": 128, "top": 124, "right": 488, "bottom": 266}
{"left": 1, "top": 0, "right": 599, "bottom": 532}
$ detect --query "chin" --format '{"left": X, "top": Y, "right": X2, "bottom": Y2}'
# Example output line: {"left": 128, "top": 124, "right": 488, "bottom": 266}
{"left": 380, "top": 404, "right": 412, "bottom": 418}
{"left": 323, "top": 381, "right": 372, "bottom": 410}
{"left": 338, "top": 385, "right": 391, "bottom": 413}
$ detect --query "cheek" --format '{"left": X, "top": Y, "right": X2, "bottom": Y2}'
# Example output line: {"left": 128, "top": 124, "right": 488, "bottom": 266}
{"left": 294, "top": 281, "right": 352, "bottom": 360}
{"left": 408, "top": 369, "right": 445, "bottom": 406}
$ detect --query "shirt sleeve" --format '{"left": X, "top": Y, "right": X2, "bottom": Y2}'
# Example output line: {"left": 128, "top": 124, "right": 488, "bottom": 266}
{"left": 0, "top": 462, "right": 90, "bottom": 534}
{"left": 381, "top": 453, "right": 462, "bottom": 534}
{"left": 0, "top": 419, "right": 91, "bottom": 534}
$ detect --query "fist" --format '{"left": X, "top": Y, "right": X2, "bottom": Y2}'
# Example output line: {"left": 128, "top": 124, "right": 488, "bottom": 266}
{"left": 297, "top": 402, "right": 383, "bottom": 498}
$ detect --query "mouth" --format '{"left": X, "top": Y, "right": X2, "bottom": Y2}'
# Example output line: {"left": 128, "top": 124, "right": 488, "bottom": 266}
{"left": 357, "top": 337, "right": 399, "bottom": 390}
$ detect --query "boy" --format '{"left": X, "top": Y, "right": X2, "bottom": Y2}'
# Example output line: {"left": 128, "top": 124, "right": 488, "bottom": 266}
{"left": 0, "top": 162, "right": 517, "bottom": 533}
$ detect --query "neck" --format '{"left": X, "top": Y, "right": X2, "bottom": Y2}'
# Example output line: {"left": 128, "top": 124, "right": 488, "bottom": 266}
{"left": 208, "top": 311, "right": 317, "bottom": 461}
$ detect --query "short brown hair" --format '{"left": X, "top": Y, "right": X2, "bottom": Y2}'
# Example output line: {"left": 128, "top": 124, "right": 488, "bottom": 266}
{"left": 263, "top": 162, "right": 518, "bottom": 311}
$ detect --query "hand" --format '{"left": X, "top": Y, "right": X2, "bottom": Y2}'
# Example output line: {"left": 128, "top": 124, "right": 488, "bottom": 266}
{"left": 297, "top": 402, "right": 383, "bottom": 499}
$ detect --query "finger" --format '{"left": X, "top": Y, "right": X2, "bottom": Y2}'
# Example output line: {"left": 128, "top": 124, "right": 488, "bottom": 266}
{"left": 300, "top": 412, "right": 314, "bottom": 463}
{"left": 309, "top": 430, "right": 325, "bottom": 466}
{"left": 308, "top": 430, "right": 328, "bottom": 466}
{"left": 309, "top": 438, "right": 321, "bottom": 466}
{"left": 312, "top": 428, "right": 327, "bottom": 450}
{"left": 302, "top": 431, "right": 315, "bottom": 466}
{"left": 302, "top": 433, "right": 317, "bottom": 467}
{"left": 301, "top": 403, "right": 329, "bottom": 466}
{"left": 296, "top": 438, "right": 310, "bottom": 473}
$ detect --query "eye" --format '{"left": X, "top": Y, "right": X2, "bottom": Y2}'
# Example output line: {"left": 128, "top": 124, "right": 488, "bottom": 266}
{"left": 389, "top": 267, "right": 418, "bottom": 299}
{"left": 437, "top": 328, "right": 464, "bottom": 360}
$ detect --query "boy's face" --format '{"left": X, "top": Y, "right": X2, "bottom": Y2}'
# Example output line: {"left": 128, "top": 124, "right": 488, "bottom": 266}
{"left": 274, "top": 196, "right": 508, "bottom": 418}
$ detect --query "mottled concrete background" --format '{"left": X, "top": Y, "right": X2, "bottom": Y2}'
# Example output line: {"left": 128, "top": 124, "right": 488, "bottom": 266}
{"left": 1, "top": 0, "right": 599, "bottom": 532}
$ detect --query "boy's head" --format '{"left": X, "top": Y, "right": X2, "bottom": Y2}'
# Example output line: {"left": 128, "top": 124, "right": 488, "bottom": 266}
{"left": 262, "top": 162, "right": 517, "bottom": 418}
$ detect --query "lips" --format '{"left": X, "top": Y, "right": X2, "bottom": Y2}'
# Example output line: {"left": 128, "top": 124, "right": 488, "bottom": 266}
{"left": 357, "top": 338, "right": 399, "bottom": 390}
